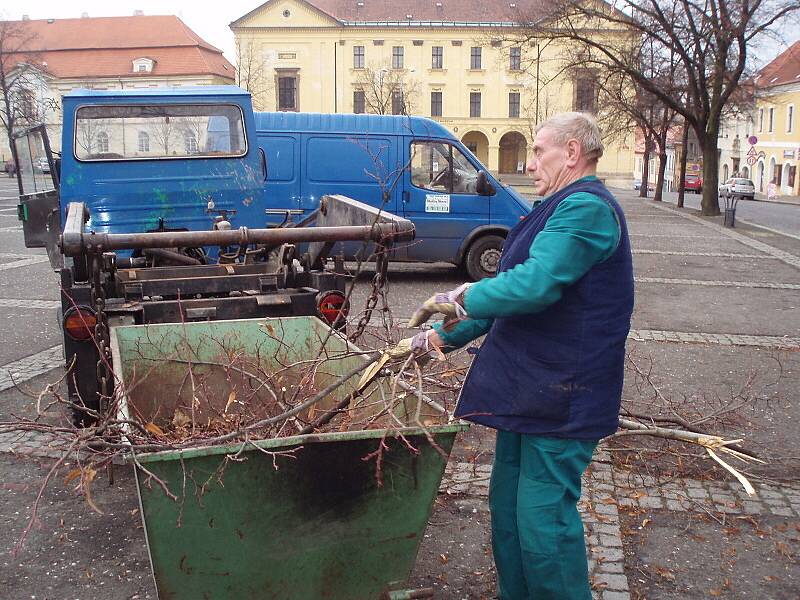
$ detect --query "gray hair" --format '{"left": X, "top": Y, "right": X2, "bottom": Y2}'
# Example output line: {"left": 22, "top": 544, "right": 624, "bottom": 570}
{"left": 535, "top": 112, "right": 604, "bottom": 162}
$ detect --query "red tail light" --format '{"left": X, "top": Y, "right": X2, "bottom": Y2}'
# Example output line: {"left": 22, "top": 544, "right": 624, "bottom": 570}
{"left": 316, "top": 290, "right": 349, "bottom": 326}
{"left": 63, "top": 306, "right": 97, "bottom": 341}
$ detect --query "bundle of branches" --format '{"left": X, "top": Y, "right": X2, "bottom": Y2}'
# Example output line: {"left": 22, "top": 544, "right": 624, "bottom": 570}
{"left": 610, "top": 351, "right": 774, "bottom": 496}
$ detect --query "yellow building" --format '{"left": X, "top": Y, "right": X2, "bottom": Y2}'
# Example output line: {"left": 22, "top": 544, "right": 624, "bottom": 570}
{"left": 753, "top": 42, "right": 800, "bottom": 196}
{"left": 230, "top": 0, "right": 635, "bottom": 185}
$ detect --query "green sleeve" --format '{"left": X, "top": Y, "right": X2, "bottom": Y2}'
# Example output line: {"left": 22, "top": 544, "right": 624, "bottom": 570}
{"left": 432, "top": 317, "right": 493, "bottom": 350}
{"left": 464, "top": 192, "right": 620, "bottom": 319}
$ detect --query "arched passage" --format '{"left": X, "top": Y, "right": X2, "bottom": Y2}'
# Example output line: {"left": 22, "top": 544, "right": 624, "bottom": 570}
{"left": 757, "top": 160, "right": 765, "bottom": 192}
{"left": 781, "top": 161, "right": 791, "bottom": 193}
{"left": 741, "top": 165, "right": 749, "bottom": 179}
{"left": 461, "top": 131, "right": 489, "bottom": 165}
{"left": 498, "top": 131, "right": 528, "bottom": 174}
{"left": 722, "top": 164, "right": 729, "bottom": 181}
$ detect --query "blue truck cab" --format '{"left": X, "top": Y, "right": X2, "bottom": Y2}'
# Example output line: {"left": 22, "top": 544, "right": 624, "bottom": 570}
{"left": 41, "top": 86, "right": 530, "bottom": 279}
{"left": 257, "top": 112, "right": 531, "bottom": 279}
{"left": 59, "top": 86, "right": 267, "bottom": 248}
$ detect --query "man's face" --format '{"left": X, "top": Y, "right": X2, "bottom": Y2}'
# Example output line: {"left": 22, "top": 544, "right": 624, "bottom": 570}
{"left": 526, "top": 127, "right": 568, "bottom": 197}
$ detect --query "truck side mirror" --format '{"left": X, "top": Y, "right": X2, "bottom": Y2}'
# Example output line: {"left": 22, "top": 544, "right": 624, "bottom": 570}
{"left": 476, "top": 170, "right": 496, "bottom": 196}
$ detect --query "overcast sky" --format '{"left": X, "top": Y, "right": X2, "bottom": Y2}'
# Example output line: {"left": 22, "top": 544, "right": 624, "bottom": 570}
{"left": 4, "top": 1, "right": 799, "bottom": 68}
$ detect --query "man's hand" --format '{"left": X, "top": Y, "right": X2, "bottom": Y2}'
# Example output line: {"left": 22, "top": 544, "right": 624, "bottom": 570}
{"left": 407, "top": 283, "right": 471, "bottom": 327}
{"left": 387, "top": 329, "right": 444, "bottom": 363}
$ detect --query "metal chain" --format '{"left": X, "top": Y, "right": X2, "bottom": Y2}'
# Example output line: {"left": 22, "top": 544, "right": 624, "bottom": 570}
{"left": 91, "top": 253, "right": 113, "bottom": 407}
{"left": 348, "top": 242, "right": 389, "bottom": 343}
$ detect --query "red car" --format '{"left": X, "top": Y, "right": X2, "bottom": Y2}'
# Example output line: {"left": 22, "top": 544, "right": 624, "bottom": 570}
{"left": 684, "top": 173, "right": 703, "bottom": 193}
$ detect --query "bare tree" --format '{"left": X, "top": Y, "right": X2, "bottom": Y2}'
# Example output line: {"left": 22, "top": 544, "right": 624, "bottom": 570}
{"left": 515, "top": 0, "right": 800, "bottom": 216}
{"left": 351, "top": 64, "right": 420, "bottom": 115}
{"left": 235, "top": 40, "right": 271, "bottom": 111}
{"left": 0, "top": 18, "right": 43, "bottom": 165}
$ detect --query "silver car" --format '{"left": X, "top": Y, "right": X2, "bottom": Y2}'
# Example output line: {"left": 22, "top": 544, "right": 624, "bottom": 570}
{"left": 719, "top": 177, "right": 755, "bottom": 201}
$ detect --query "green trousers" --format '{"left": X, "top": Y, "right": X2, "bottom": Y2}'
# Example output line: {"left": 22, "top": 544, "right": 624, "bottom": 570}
{"left": 489, "top": 431, "right": 598, "bottom": 600}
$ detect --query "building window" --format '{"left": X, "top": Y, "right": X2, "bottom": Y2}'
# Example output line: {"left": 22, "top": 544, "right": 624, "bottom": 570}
{"left": 277, "top": 76, "right": 298, "bottom": 111}
{"left": 392, "top": 46, "right": 404, "bottom": 69}
{"left": 97, "top": 131, "right": 109, "bottom": 154}
{"left": 759, "top": 108, "right": 764, "bottom": 132}
{"left": 574, "top": 72, "right": 597, "bottom": 113}
{"left": 184, "top": 132, "right": 198, "bottom": 154}
{"left": 137, "top": 64, "right": 148, "bottom": 72}
{"left": 353, "top": 90, "right": 365, "bottom": 114}
{"left": 431, "top": 91, "right": 442, "bottom": 117}
{"left": 138, "top": 131, "right": 150, "bottom": 152}
{"left": 788, "top": 105, "right": 794, "bottom": 133}
{"left": 768, "top": 107, "right": 774, "bottom": 132}
{"left": 509, "top": 92, "right": 520, "bottom": 118}
{"left": 470, "top": 47, "right": 482, "bottom": 69}
{"left": 470, "top": 92, "right": 481, "bottom": 118}
{"left": 432, "top": 46, "right": 443, "bottom": 69}
{"left": 353, "top": 45, "right": 365, "bottom": 69}
{"left": 392, "top": 90, "right": 404, "bottom": 115}
{"left": 509, "top": 47, "right": 521, "bottom": 70}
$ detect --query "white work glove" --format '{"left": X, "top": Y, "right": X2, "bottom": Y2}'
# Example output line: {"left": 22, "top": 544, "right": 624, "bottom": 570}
{"left": 407, "top": 283, "right": 472, "bottom": 328}
{"left": 387, "top": 329, "right": 444, "bottom": 363}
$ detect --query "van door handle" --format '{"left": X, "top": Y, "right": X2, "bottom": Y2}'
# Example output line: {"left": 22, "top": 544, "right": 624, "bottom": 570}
{"left": 402, "top": 191, "right": 410, "bottom": 203}
{"left": 259, "top": 148, "right": 268, "bottom": 181}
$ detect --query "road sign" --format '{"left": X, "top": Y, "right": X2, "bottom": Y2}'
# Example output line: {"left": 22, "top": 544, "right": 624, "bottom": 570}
{"left": 746, "top": 146, "right": 758, "bottom": 157}
{"left": 747, "top": 156, "right": 757, "bottom": 166}
{"left": 748, "top": 135, "right": 758, "bottom": 145}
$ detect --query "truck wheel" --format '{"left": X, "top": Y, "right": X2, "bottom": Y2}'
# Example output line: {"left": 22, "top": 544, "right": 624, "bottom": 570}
{"left": 465, "top": 235, "right": 504, "bottom": 281}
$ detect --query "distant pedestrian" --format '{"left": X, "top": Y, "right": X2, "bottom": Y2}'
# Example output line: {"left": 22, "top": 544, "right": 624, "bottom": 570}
{"left": 767, "top": 180, "right": 778, "bottom": 201}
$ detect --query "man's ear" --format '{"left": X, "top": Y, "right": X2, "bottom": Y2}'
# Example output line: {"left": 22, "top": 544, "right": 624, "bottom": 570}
{"left": 565, "top": 139, "right": 581, "bottom": 167}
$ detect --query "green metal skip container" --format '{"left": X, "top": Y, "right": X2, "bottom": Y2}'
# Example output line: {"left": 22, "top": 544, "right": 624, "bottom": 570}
{"left": 110, "top": 316, "right": 467, "bottom": 600}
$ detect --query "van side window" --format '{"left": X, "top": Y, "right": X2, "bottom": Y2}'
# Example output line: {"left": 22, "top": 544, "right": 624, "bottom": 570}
{"left": 410, "top": 141, "right": 480, "bottom": 194}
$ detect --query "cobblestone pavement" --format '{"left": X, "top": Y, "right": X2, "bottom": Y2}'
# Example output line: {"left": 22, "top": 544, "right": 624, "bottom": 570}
{"left": 0, "top": 346, "right": 63, "bottom": 392}
{"left": 439, "top": 456, "right": 800, "bottom": 600}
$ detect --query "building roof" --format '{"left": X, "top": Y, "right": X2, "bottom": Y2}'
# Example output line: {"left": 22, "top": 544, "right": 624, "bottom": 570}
{"left": 234, "top": 0, "right": 549, "bottom": 26}
{"left": 8, "top": 15, "right": 234, "bottom": 81}
{"left": 756, "top": 41, "right": 800, "bottom": 90}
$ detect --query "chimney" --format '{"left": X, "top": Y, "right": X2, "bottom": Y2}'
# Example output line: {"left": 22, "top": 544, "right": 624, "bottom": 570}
{"left": 22, "top": 15, "right": 30, "bottom": 20}
{"left": 81, "top": 12, "right": 89, "bottom": 18}
{"left": 133, "top": 10, "right": 144, "bottom": 16}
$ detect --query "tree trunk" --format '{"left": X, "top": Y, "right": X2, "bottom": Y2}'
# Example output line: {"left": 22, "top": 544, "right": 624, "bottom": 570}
{"left": 677, "top": 120, "right": 689, "bottom": 208}
{"left": 700, "top": 141, "right": 721, "bottom": 216}
{"left": 639, "top": 145, "right": 650, "bottom": 198}
{"left": 653, "top": 151, "right": 668, "bottom": 202}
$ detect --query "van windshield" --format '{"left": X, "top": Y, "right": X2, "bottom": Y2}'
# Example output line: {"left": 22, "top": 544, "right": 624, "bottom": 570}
{"left": 74, "top": 104, "right": 247, "bottom": 161}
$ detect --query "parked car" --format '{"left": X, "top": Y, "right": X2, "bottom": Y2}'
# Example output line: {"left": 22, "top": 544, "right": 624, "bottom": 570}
{"left": 633, "top": 179, "right": 655, "bottom": 191}
{"left": 684, "top": 173, "right": 703, "bottom": 193}
{"left": 719, "top": 177, "right": 755, "bottom": 201}
{"left": 34, "top": 156, "right": 50, "bottom": 173}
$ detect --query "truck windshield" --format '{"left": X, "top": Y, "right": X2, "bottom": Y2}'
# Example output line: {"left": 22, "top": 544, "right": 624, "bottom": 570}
{"left": 74, "top": 104, "right": 247, "bottom": 161}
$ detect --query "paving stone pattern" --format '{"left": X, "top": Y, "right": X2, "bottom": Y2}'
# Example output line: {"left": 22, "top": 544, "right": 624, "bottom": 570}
{"left": 0, "top": 298, "right": 61, "bottom": 310}
{"left": 0, "top": 255, "right": 50, "bottom": 271}
{"left": 632, "top": 249, "right": 776, "bottom": 259}
{"left": 629, "top": 328, "right": 800, "bottom": 350}
{"left": 635, "top": 276, "right": 800, "bottom": 290}
{"left": 0, "top": 345, "right": 63, "bottom": 392}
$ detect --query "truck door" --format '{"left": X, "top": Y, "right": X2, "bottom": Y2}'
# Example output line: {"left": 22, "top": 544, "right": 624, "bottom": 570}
{"left": 13, "top": 125, "right": 62, "bottom": 269}
{"left": 403, "top": 139, "right": 490, "bottom": 262}
{"left": 259, "top": 133, "right": 302, "bottom": 227}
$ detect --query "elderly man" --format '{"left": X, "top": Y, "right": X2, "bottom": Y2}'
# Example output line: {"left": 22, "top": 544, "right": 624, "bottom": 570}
{"left": 405, "top": 112, "right": 634, "bottom": 599}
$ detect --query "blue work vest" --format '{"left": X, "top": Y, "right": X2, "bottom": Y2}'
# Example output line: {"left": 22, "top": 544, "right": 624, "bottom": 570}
{"left": 454, "top": 178, "right": 634, "bottom": 440}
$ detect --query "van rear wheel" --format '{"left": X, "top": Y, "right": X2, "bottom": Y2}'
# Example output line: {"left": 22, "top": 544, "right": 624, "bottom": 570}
{"left": 465, "top": 235, "right": 504, "bottom": 281}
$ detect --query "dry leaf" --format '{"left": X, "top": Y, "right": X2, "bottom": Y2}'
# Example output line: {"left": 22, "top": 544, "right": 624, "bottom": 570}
{"left": 438, "top": 553, "right": 449, "bottom": 564}
{"left": 641, "top": 518, "right": 651, "bottom": 528}
{"left": 172, "top": 409, "right": 191, "bottom": 428}
{"left": 83, "top": 468, "right": 103, "bottom": 515}
{"left": 655, "top": 566, "right": 675, "bottom": 581}
{"left": 709, "top": 589, "right": 722, "bottom": 596}
{"left": 224, "top": 391, "right": 237, "bottom": 414}
{"left": 144, "top": 422, "right": 165, "bottom": 436}
{"left": 63, "top": 468, "right": 82, "bottom": 485}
